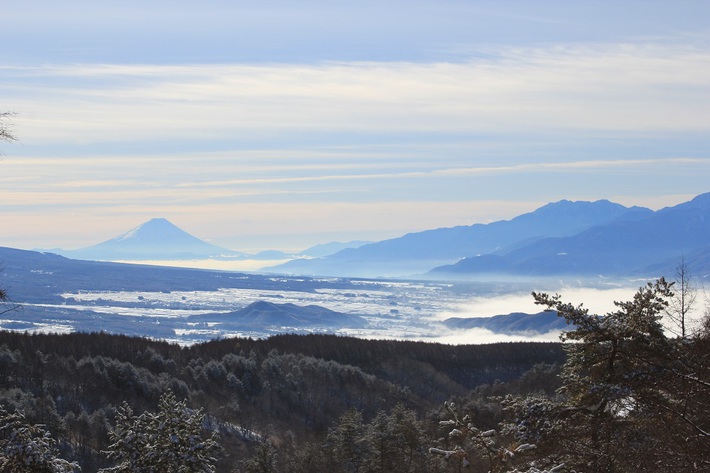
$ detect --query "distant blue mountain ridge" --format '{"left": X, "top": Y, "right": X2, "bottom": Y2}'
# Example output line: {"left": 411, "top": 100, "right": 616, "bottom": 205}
{"left": 42, "top": 193, "right": 710, "bottom": 278}
{"left": 430, "top": 192, "right": 710, "bottom": 278}
{"left": 48, "top": 218, "right": 369, "bottom": 262}
{"left": 268, "top": 197, "right": 657, "bottom": 277}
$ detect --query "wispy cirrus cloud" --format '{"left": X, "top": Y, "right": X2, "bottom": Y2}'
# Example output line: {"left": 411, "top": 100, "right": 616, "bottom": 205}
{"left": 166, "top": 157, "right": 710, "bottom": 190}
{"left": 3, "top": 6, "right": 710, "bottom": 253}
{"left": 5, "top": 42, "right": 710, "bottom": 147}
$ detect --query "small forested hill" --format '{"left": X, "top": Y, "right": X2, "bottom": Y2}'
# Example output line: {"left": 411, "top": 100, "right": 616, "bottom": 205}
{"left": 195, "top": 301, "right": 369, "bottom": 328}
{"left": 0, "top": 330, "right": 564, "bottom": 472}
{"left": 195, "top": 333, "right": 564, "bottom": 392}
{"left": 443, "top": 311, "right": 568, "bottom": 334}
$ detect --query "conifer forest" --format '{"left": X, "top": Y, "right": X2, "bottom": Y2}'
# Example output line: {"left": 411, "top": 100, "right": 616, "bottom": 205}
{"left": 0, "top": 278, "right": 708, "bottom": 472}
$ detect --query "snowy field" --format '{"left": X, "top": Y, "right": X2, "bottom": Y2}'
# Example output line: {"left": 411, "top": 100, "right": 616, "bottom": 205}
{"left": 1, "top": 271, "right": 644, "bottom": 345}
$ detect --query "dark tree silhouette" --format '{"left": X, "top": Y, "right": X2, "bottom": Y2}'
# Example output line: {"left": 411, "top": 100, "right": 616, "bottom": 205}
{"left": 0, "top": 112, "right": 16, "bottom": 148}
{"left": 667, "top": 256, "right": 697, "bottom": 338}
{"left": 527, "top": 279, "right": 710, "bottom": 471}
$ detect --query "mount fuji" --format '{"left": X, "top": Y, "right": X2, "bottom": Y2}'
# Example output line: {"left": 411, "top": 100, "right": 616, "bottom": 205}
{"left": 54, "top": 218, "right": 245, "bottom": 261}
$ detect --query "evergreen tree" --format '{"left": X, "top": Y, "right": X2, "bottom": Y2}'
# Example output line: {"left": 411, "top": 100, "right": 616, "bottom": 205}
{"left": 324, "top": 409, "right": 371, "bottom": 473}
{"left": 432, "top": 280, "right": 710, "bottom": 471}
{"left": 238, "top": 441, "right": 277, "bottom": 473}
{"left": 526, "top": 279, "right": 710, "bottom": 470}
{"left": 366, "top": 405, "right": 430, "bottom": 473}
{"left": 0, "top": 406, "right": 80, "bottom": 472}
{"left": 100, "top": 391, "right": 220, "bottom": 473}
{"left": 430, "top": 400, "right": 552, "bottom": 473}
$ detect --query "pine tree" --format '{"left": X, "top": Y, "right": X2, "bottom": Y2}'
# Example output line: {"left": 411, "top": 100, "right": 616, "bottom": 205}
{"left": 238, "top": 441, "right": 277, "bottom": 473}
{"left": 366, "top": 404, "right": 430, "bottom": 473}
{"left": 0, "top": 406, "right": 80, "bottom": 472}
{"left": 527, "top": 278, "right": 710, "bottom": 470}
{"left": 100, "top": 391, "right": 220, "bottom": 472}
{"left": 324, "top": 408, "right": 370, "bottom": 473}
{"left": 430, "top": 400, "right": 556, "bottom": 473}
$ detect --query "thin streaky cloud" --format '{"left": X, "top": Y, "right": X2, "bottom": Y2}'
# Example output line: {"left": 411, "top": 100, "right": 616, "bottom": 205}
{"left": 0, "top": 186, "right": 349, "bottom": 208}
{"left": 174, "top": 157, "right": 710, "bottom": 188}
{"left": 3, "top": 4, "right": 710, "bottom": 252}
{"left": 6, "top": 42, "right": 710, "bottom": 146}
{"left": 436, "top": 157, "right": 710, "bottom": 175}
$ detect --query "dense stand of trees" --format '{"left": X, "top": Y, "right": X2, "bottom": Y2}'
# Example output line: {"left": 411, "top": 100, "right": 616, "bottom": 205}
{"left": 0, "top": 330, "right": 562, "bottom": 472}
{"left": 429, "top": 279, "right": 710, "bottom": 472}
{"left": 0, "top": 275, "right": 708, "bottom": 471}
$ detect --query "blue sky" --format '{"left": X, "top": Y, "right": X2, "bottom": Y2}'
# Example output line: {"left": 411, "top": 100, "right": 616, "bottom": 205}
{"left": 2, "top": 1, "right": 710, "bottom": 253}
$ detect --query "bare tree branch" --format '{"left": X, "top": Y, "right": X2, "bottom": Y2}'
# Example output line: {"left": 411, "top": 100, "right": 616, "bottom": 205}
{"left": 0, "top": 111, "right": 17, "bottom": 146}
{"left": 667, "top": 256, "right": 698, "bottom": 338}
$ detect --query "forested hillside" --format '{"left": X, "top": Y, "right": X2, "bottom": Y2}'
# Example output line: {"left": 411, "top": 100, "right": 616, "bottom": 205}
{"left": 0, "top": 331, "right": 563, "bottom": 472}
{"left": 0, "top": 279, "right": 708, "bottom": 472}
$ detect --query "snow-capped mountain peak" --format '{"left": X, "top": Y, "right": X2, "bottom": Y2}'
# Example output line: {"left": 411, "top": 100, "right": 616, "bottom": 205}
{"left": 57, "top": 218, "right": 245, "bottom": 261}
